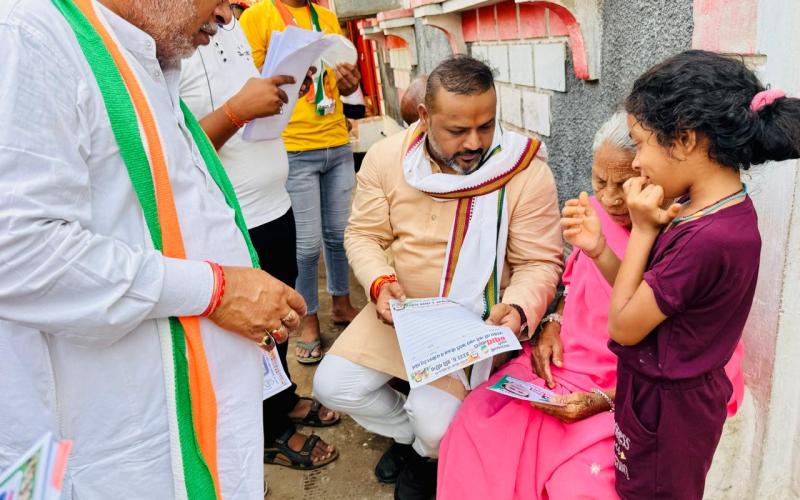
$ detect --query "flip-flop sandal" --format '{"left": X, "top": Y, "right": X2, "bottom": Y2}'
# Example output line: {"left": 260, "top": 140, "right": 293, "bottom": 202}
{"left": 295, "top": 339, "right": 323, "bottom": 365}
{"left": 290, "top": 397, "right": 340, "bottom": 427}
{"left": 264, "top": 428, "right": 339, "bottom": 470}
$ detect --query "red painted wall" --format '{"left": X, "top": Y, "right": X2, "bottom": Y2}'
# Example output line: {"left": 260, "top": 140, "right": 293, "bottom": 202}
{"left": 478, "top": 6, "right": 497, "bottom": 41}
{"left": 462, "top": 10, "right": 479, "bottom": 42}
{"left": 496, "top": 2, "right": 518, "bottom": 40}
{"left": 518, "top": 3, "right": 547, "bottom": 38}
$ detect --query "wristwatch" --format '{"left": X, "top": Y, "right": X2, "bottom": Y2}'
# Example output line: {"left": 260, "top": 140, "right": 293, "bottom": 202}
{"left": 541, "top": 312, "right": 563, "bottom": 326}
{"left": 509, "top": 304, "right": 528, "bottom": 335}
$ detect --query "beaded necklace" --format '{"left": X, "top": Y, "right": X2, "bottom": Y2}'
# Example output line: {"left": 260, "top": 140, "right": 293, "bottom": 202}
{"left": 671, "top": 184, "right": 748, "bottom": 224}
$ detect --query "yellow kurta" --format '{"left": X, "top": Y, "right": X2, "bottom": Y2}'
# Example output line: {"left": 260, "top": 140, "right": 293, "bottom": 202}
{"left": 329, "top": 127, "right": 564, "bottom": 399}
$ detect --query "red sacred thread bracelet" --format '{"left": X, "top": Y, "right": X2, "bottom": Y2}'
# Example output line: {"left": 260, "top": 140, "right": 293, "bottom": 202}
{"left": 370, "top": 274, "right": 397, "bottom": 302}
{"left": 223, "top": 101, "right": 249, "bottom": 129}
{"left": 201, "top": 262, "right": 226, "bottom": 317}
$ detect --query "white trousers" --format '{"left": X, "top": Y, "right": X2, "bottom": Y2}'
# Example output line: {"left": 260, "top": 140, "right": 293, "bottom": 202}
{"left": 313, "top": 354, "right": 462, "bottom": 458}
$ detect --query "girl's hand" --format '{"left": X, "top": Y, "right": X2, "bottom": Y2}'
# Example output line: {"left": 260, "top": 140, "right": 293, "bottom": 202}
{"left": 561, "top": 192, "right": 606, "bottom": 258}
{"left": 623, "top": 177, "right": 682, "bottom": 233}
{"left": 531, "top": 391, "right": 608, "bottom": 424}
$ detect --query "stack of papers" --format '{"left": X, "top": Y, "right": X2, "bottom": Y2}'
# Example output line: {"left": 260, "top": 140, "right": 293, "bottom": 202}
{"left": 243, "top": 27, "right": 335, "bottom": 141}
{"left": 390, "top": 297, "right": 522, "bottom": 390}
{"left": 0, "top": 433, "right": 71, "bottom": 500}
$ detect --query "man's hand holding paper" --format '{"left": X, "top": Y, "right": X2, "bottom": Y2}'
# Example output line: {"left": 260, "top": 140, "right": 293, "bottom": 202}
{"left": 227, "top": 75, "right": 294, "bottom": 121}
{"left": 375, "top": 280, "right": 406, "bottom": 325}
{"left": 389, "top": 298, "right": 522, "bottom": 389}
{"left": 334, "top": 62, "right": 361, "bottom": 96}
{"left": 485, "top": 303, "right": 523, "bottom": 337}
{"left": 243, "top": 27, "right": 336, "bottom": 141}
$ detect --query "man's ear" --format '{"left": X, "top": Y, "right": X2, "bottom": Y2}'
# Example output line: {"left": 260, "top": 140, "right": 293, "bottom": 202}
{"left": 418, "top": 104, "right": 429, "bottom": 132}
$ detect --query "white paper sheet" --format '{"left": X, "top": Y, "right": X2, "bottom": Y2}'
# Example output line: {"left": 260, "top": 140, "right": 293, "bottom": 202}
{"left": 261, "top": 347, "right": 291, "bottom": 400}
{"left": 321, "top": 34, "right": 357, "bottom": 67}
{"left": 242, "top": 26, "right": 335, "bottom": 141}
{"left": 389, "top": 297, "right": 522, "bottom": 389}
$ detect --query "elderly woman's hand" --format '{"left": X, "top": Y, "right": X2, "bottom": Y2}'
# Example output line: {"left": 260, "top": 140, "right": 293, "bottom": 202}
{"left": 531, "top": 391, "right": 610, "bottom": 424}
{"left": 561, "top": 192, "right": 606, "bottom": 258}
{"left": 531, "top": 322, "right": 563, "bottom": 388}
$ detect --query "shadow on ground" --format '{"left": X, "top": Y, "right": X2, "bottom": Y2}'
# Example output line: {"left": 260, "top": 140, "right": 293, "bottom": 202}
{"left": 265, "top": 267, "right": 394, "bottom": 499}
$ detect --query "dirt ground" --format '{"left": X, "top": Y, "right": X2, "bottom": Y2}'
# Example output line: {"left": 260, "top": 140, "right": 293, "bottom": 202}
{"left": 265, "top": 268, "right": 395, "bottom": 499}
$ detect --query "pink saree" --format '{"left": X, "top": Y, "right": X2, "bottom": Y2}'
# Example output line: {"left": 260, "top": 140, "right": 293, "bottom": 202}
{"left": 437, "top": 197, "right": 744, "bottom": 500}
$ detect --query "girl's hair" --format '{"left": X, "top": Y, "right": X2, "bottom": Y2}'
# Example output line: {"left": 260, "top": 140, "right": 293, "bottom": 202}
{"left": 592, "top": 111, "right": 636, "bottom": 154}
{"left": 625, "top": 50, "right": 800, "bottom": 170}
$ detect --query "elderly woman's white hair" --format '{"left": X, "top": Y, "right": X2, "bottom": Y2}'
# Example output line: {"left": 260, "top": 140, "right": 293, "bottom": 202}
{"left": 592, "top": 111, "right": 636, "bottom": 153}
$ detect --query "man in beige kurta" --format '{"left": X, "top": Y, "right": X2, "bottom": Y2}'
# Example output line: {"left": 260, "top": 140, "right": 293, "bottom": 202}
{"left": 313, "top": 55, "right": 562, "bottom": 497}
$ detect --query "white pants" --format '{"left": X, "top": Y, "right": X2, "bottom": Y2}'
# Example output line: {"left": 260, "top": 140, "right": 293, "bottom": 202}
{"left": 313, "top": 354, "right": 462, "bottom": 458}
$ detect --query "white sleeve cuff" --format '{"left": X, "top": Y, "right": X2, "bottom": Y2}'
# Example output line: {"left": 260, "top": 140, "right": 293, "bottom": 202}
{"left": 148, "top": 258, "right": 214, "bottom": 319}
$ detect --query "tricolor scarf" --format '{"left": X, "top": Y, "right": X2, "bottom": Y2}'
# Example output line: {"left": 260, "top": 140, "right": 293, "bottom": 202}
{"left": 403, "top": 123, "right": 540, "bottom": 388}
{"left": 51, "top": 0, "right": 259, "bottom": 498}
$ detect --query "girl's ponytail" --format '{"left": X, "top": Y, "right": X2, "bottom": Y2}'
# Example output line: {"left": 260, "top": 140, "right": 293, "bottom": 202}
{"left": 751, "top": 94, "right": 800, "bottom": 165}
{"left": 626, "top": 50, "right": 800, "bottom": 171}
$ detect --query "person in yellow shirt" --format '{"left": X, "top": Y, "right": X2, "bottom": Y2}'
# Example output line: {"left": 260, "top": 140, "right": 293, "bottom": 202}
{"left": 241, "top": 0, "right": 362, "bottom": 364}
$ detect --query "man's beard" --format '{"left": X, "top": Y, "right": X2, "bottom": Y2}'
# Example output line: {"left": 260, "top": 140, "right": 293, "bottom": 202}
{"left": 128, "top": 0, "right": 208, "bottom": 65}
{"left": 427, "top": 134, "right": 484, "bottom": 175}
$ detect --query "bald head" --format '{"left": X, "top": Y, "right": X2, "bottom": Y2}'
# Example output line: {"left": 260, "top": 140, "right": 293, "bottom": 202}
{"left": 400, "top": 74, "right": 428, "bottom": 125}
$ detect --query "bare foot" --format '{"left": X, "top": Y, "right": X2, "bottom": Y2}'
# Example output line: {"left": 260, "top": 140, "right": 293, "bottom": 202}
{"left": 288, "top": 398, "right": 339, "bottom": 424}
{"left": 332, "top": 294, "right": 360, "bottom": 324}
{"left": 286, "top": 431, "right": 335, "bottom": 464}
{"left": 295, "top": 314, "right": 322, "bottom": 361}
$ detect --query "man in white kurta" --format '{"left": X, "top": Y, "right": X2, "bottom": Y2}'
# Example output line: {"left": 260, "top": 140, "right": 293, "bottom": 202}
{"left": 0, "top": 0, "right": 304, "bottom": 497}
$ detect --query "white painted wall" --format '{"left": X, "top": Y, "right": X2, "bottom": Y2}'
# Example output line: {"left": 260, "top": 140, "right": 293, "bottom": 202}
{"left": 705, "top": 0, "right": 800, "bottom": 498}
{"left": 469, "top": 39, "right": 567, "bottom": 137}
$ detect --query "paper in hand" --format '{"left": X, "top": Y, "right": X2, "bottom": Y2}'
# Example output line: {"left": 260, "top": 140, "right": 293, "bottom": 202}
{"left": 243, "top": 26, "right": 335, "bottom": 141}
{"left": 389, "top": 297, "right": 521, "bottom": 390}
{"left": 487, "top": 375, "right": 565, "bottom": 406}
{"left": 262, "top": 348, "right": 291, "bottom": 400}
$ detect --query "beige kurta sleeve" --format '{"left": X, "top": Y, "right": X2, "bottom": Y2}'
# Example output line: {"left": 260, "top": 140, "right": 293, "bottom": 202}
{"left": 501, "top": 158, "right": 564, "bottom": 338}
{"left": 344, "top": 140, "right": 397, "bottom": 295}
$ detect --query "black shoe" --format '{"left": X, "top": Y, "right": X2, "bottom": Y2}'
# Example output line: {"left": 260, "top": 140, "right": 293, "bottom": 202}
{"left": 375, "top": 442, "right": 421, "bottom": 484}
{"left": 394, "top": 458, "right": 437, "bottom": 500}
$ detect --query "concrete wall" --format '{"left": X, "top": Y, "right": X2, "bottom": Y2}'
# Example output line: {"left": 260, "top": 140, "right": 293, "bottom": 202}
{"left": 546, "top": 0, "right": 694, "bottom": 203}
{"left": 414, "top": 19, "right": 453, "bottom": 75}
{"left": 332, "top": 0, "right": 403, "bottom": 20}
{"left": 376, "top": 48, "right": 402, "bottom": 123}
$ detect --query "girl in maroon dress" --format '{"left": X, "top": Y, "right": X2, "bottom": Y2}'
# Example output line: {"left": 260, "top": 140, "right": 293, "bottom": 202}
{"left": 563, "top": 50, "right": 800, "bottom": 499}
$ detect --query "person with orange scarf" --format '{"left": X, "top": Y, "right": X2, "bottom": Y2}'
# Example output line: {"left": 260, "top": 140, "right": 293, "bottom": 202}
{"left": 0, "top": 0, "right": 305, "bottom": 498}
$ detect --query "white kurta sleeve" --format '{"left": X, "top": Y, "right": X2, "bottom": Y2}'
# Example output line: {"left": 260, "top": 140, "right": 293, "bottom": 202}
{"left": 0, "top": 23, "right": 212, "bottom": 346}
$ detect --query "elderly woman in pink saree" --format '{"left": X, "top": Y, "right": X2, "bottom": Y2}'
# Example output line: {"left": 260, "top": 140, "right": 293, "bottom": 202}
{"left": 437, "top": 113, "right": 744, "bottom": 500}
